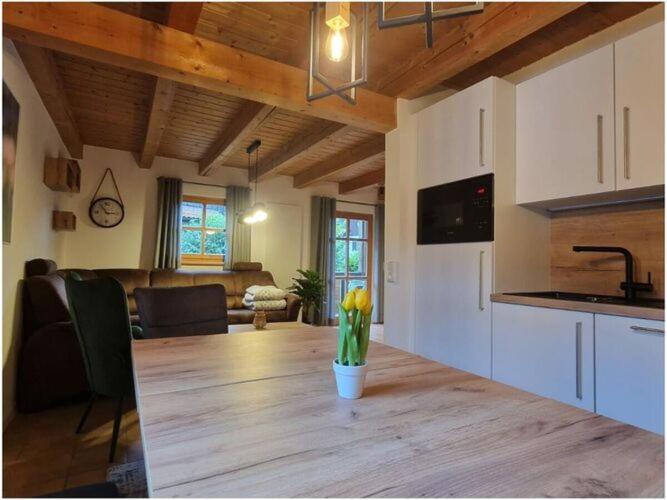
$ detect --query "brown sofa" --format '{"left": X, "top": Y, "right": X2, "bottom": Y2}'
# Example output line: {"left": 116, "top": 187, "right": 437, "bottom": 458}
{"left": 18, "top": 259, "right": 301, "bottom": 412}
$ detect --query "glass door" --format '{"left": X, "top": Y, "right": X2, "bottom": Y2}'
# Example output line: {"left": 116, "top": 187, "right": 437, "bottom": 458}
{"left": 335, "top": 212, "right": 373, "bottom": 311}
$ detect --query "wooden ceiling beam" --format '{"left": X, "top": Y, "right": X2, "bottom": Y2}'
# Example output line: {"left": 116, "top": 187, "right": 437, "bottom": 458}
{"left": 14, "top": 43, "right": 83, "bottom": 159}
{"left": 442, "top": 2, "right": 660, "bottom": 90}
{"left": 199, "top": 102, "right": 275, "bottom": 176}
{"left": 137, "top": 2, "right": 203, "bottom": 169}
{"left": 293, "top": 136, "right": 385, "bottom": 189}
{"left": 250, "top": 122, "right": 351, "bottom": 182}
{"left": 4, "top": 2, "right": 396, "bottom": 133}
{"left": 379, "top": 2, "right": 583, "bottom": 99}
{"left": 339, "top": 168, "right": 385, "bottom": 195}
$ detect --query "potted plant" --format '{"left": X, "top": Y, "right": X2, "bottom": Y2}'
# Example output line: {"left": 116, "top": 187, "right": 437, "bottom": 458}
{"left": 289, "top": 269, "right": 324, "bottom": 324}
{"left": 333, "top": 288, "right": 373, "bottom": 399}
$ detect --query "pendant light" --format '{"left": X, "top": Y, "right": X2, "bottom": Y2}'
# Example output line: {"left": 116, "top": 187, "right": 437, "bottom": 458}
{"left": 377, "top": 2, "right": 484, "bottom": 48}
{"left": 307, "top": 2, "right": 368, "bottom": 105}
{"left": 242, "top": 140, "right": 267, "bottom": 225}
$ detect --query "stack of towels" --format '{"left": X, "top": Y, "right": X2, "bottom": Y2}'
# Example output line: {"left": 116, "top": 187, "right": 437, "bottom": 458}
{"left": 242, "top": 285, "right": 288, "bottom": 311}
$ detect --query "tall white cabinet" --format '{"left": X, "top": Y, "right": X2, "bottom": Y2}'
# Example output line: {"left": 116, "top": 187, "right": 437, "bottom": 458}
{"left": 516, "top": 45, "right": 615, "bottom": 204}
{"left": 414, "top": 77, "right": 550, "bottom": 378}
{"left": 615, "top": 22, "right": 665, "bottom": 191}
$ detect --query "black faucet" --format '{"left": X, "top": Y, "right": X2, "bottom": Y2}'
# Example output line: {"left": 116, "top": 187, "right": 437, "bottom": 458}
{"left": 572, "top": 246, "right": 653, "bottom": 302}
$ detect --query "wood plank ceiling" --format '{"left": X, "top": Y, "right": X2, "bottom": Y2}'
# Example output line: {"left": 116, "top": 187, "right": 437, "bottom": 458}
{"left": 7, "top": 2, "right": 657, "bottom": 194}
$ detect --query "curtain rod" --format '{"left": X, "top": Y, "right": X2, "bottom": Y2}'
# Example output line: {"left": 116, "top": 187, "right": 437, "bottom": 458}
{"left": 183, "top": 180, "right": 229, "bottom": 189}
{"left": 336, "top": 199, "right": 379, "bottom": 207}
{"left": 183, "top": 182, "right": 379, "bottom": 207}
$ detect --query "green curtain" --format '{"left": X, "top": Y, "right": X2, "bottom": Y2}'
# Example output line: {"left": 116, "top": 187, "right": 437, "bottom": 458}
{"left": 373, "top": 204, "right": 385, "bottom": 323}
{"left": 310, "top": 196, "right": 336, "bottom": 326}
{"left": 154, "top": 177, "right": 182, "bottom": 269}
{"left": 225, "top": 186, "right": 251, "bottom": 270}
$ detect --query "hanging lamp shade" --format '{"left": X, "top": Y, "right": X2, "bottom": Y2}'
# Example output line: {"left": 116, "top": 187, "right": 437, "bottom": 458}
{"left": 241, "top": 139, "right": 267, "bottom": 225}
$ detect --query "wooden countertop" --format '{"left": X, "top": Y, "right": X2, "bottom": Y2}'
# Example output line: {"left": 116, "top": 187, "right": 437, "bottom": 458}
{"left": 491, "top": 293, "right": 665, "bottom": 321}
{"left": 132, "top": 327, "right": 664, "bottom": 497}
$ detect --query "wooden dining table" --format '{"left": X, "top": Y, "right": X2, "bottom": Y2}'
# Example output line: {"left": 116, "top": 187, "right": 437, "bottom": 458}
{"left": 132, "top": 326, "right": 664, "bottom": 498}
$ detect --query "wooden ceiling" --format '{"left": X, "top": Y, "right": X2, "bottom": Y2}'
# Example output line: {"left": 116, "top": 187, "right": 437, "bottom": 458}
{"left": 4, "top": 2, "right": 657, "bottom": 194}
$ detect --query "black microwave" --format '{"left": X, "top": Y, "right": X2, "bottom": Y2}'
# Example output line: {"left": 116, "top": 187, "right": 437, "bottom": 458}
{"left": 417, "top": 173, "right": 494, "bottom": 245}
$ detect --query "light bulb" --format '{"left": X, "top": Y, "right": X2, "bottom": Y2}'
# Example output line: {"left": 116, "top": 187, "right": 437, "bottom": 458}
{"left": 325, "top": 27, "right": 349, "bottom": 62}
{"left": 254, "top": 209, "right": 268, "bottom": 222}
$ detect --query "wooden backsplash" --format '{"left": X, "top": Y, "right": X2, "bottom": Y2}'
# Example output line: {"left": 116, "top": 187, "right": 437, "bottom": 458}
{"left": 550, "top": 202, "right": 664, "bottom": 299}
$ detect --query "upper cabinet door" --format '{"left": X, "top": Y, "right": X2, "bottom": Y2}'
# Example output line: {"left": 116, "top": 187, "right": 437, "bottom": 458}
{"left": 418, "top": 79, "right": 494, "bottom": 189}
{"left": 615, "top": 22, "right": 665, "bottom": 191}
{"left": 516, "top": 45, "right": 615, "bottom": 204}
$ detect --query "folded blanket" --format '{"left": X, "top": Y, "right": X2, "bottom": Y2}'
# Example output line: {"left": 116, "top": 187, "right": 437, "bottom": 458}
{"left": 245, "top": 285, "right": 287, "bottom": 301}
{"left": 242, "top": 298, "right": 287, "bottom": 311}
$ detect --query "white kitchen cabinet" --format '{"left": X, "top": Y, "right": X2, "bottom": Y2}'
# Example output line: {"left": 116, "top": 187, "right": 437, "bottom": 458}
{"left": 415, "top": 242, "right": 492, "bottom": 378}
{"left": 615, "top": 22, "right": 665, "bottom": 191}
{"left": 516, "top": 45, "right": 615, "bottom": 204}
{"left": 595, "top": 314, "right": 664, "bottom": 435}
{"left": 417, "top": 78, "right": 495, "bottom": 188}
{"left": 492, "top": 303, "right": 595, "bottom": 411}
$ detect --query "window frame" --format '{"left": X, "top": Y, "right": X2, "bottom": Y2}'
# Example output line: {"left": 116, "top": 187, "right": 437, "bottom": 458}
{"left": 180, "top": 195, "right": 227, "bottom": 266}
{"left": 334, "top": 211, "right": 373, "bottom": 301}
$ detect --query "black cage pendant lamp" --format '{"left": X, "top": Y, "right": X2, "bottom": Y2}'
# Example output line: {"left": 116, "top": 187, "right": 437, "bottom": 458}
{"left": 377, "top": 2, "right": 484, "bottom": 48}
{"left": 242, "top": 140, "right": 267, "bottom": 225}
{"left": 307, "top": 2, "right": 369, "bottom": 105}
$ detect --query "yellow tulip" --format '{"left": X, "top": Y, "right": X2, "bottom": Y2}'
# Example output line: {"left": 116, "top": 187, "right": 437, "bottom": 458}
{"left": 342, "top": 291, "right": 356, "bottom": 311}
{"left": 354, "top": 289, "right": 372, "bottom": 315}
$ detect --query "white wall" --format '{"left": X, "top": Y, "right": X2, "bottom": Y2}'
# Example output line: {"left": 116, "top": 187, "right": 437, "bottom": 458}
{"left": 2, "top": 40, "right": 70, "bottom": 428}
{"left": 60, "top": 147, "right": 377, "bottom": 281}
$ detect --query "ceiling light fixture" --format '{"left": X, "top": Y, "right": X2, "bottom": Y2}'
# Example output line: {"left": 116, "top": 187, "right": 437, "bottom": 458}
{"left": 377, "top": 2, "right": 484, "bottom": 48}
{"left": 307, "top": 2, "right": 368, "bottom": 105}
{"left": 242, "top": 140, "right": 267, "bottom": 225}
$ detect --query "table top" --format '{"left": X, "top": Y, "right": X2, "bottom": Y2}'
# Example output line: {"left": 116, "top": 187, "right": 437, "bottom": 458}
{"left": 132, "top": 326, "right": 664, "bottom": 497}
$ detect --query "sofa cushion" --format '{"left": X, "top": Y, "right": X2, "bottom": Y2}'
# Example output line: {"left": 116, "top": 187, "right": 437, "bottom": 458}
{"left": 25, "top": 258, "right": 57, "bottom": 277}
{"left": 231, "top": 262, "right": 262, "bottom": 271}
{"left": 23, "top": 274, "right": 70, "bottom": 331}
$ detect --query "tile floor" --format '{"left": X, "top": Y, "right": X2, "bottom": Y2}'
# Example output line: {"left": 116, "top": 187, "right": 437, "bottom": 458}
{"left": 3, "top": 398, "right": 142, "bottom": 498}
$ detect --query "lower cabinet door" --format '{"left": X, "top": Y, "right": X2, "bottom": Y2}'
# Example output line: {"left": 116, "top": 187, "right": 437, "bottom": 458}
{"left": 492, "top": 303, "right": 595, "bottom": 411}
{"left": 595, "top": 315, "right": 664, "bottom": 435}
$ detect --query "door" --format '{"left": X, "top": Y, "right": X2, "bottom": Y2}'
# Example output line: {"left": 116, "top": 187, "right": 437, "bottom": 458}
{"left": 516, "top": 45, "right": 615, "bottom": 204}
{"left": 615, "top": 22, "right": 665, "bottom": 191}
{"left": 492, "top": 303, "right": 595, "bottom": 411}
{"left": 334, "top": 212, "right": 373, "bottom": 309}
{"left": 418, "top": 78, "right": 494, "bottom": 189}
{"left": 595, "top": 314, "right": 664, "bottom": 434}
{"left": 415, "top": 241, "right": 492, "bottom": 378}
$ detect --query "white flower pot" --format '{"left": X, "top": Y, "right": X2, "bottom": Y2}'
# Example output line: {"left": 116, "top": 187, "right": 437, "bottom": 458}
{"left": 332, "top": 360, "right": 368, "bottom": 399}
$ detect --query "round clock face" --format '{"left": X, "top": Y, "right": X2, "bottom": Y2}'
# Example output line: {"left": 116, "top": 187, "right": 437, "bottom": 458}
{"left": 89, "top": 197, "right": 124, "bottom": 228}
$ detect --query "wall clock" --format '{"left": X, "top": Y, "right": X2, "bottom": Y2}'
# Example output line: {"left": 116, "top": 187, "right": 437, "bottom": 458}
{"left": 89, "top": 168, "right": 125, "bottom": 228}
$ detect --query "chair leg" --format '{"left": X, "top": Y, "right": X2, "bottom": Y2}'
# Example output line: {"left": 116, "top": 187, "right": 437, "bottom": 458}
{"left": 108, "top": 397, "right": 124, "bottom": 463}
{"left": 76, "top": 393, "right": 96, "bottom": 434}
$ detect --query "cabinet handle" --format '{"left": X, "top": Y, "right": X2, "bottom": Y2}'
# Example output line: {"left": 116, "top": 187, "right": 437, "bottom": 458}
{"left": 596, "top": 114, "right": 603, "bottom": 184}
{"left": 479, "top": 108, "right": 485, "bottom": 168}
{"left": 575, "top": 322, "right": 583, "bottom": 400}
{"left": 630, "top": 325, "right": 664, "bottom": 335}
{"left": 623, "top": 106, "right": 630, "bottom": 180}
{"left": 478, "top": 250, "right": 484, "bottom": 311}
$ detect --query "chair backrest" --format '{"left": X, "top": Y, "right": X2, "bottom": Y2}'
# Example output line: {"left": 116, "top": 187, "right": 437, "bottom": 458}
{"left": 134, "top": 284, "right": 229, "bottom": 339}
{"left": 65, "top": 275, "right": 134, "bottom": 398}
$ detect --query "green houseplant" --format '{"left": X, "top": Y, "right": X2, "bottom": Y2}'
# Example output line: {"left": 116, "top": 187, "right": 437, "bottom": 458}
{"left": 289, "top": 269, "right": 324, "bottom": 324}
{"left": 333, "top": 288, "right": 373, "bottom": 399}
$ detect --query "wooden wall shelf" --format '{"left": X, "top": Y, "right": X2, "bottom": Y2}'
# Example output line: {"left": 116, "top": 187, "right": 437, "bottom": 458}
{"left": 44, "top": 157, "right": 81, "bottom": 193}
{"left": 52, "top": 211, "right": 76, "bottom": 231}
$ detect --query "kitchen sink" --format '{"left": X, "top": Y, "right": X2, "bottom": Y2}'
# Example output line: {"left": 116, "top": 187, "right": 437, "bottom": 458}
{"left": 506, "top": 291, "right": 665, "bottom": 309}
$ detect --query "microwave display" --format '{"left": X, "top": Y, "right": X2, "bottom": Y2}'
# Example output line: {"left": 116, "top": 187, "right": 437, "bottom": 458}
{"left": 417, "top": 173, "right": 493, "bottom": 245}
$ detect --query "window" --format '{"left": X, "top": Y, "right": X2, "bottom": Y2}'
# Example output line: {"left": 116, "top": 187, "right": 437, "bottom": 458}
{"left": 180, "top": 195, "right": 226, "bottom": 266}
{"left": 334, "top": 212, "right": 373, "bottom": 310}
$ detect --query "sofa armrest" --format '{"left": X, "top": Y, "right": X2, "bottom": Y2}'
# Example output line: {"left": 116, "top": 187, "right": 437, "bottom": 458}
{"left": 285, "top": 293, "right": 302, "bottom": 321}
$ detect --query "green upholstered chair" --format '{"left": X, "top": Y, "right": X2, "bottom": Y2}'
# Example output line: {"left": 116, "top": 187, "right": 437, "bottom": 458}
{"left": 65, "top": 274, "right": 140, "bottom": 462}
